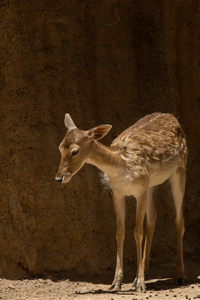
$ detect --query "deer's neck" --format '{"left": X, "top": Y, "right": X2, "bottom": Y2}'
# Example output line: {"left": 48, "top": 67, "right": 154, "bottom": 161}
{"left": 86, "top": 140, "right": 123, "bottom": 178}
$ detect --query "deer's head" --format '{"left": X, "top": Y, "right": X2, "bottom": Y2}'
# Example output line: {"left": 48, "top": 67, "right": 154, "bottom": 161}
{"left": 55, "top": 114, "right": 112, "bottom": 183}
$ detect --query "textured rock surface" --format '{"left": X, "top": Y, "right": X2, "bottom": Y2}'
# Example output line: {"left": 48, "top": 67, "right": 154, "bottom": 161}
{"left": 0, "top": 0, "right": 200, "bottom": 279}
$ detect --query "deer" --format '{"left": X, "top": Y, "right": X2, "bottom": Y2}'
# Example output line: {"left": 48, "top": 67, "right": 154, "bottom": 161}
{"left": 55, "top": 112, "right": 187, "bottom": 292}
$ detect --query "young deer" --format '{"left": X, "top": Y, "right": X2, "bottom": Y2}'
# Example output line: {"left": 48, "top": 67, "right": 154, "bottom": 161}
{"left": 55, "top": 112, "right": 187, "bottom": 292}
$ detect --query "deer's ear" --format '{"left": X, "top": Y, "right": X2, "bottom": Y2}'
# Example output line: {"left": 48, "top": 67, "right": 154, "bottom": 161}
{"left": 86, "top": 125, "right": 112, "bottom": 140}
{"left": 64, "top": 113, "right": 77, "bottom": 131}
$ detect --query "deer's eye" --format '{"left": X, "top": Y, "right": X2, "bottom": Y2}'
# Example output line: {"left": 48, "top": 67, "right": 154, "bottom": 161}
{"left": 71, "top": 149, "right": 79, "bottom": 157}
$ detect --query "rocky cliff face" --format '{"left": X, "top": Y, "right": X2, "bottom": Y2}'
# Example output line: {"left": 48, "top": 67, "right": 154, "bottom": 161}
{"left": 1, "top": 0, "right": 200, "bottom": 278}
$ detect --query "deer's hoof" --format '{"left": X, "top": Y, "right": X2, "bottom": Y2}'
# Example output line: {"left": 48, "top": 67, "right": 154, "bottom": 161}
{"left": 132, "top": 278, "right": 146, "bottom": 292}
{"left": 108, "top": 283, "right": 121, "bottom": 292}
{"left": 132, "top": 278, "right": 137, "bottom": 288}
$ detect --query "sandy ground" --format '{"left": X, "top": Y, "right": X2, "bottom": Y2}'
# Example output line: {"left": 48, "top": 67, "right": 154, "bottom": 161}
{"left": 0, "top": 277, "right": 200, "bottom": 300}
{"left": 1, "top": 258, "right": 199, "bottom": 300}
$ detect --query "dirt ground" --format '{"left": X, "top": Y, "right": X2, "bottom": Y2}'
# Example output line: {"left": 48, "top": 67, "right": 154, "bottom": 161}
{"left": 0, "top": 279, "right": 199, "bottom": 300}
{"left": 1, "top": 258, "right": 199, "bottom": 300}
{"left": 0, "top": 277, "right": 199, "bottom": 300}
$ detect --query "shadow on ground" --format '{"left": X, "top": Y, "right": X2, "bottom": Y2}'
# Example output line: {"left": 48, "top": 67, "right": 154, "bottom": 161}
{"left": 38, "top": 254, "right": 200, "bottom": 293}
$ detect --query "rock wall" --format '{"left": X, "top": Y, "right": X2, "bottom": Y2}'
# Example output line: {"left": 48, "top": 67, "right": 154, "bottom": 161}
{"left": 0, "top": 0, "right": 200, "bottom": 279}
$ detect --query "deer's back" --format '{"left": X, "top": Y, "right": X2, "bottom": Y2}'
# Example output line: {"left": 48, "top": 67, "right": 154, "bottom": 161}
{"left": 111, "top": 113, "right": 187, "bottom": 176}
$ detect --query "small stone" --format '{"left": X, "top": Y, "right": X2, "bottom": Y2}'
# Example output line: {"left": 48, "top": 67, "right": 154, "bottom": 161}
{"left": 197, "top": 296, "right": 200, "bottom": 299}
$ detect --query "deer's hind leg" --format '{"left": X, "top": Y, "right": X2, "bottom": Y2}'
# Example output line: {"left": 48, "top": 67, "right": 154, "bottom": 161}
{"left": 132, "top": 188, "right": 156, "bottom": 292}
{"left": 143, "top": 187, "right": 157, "bottom": 277}
{"left": 132, "top": 191, "right": 147, "bottom": 292}
{"left": 170, "top": 167, "right": 186, "bottom": 284}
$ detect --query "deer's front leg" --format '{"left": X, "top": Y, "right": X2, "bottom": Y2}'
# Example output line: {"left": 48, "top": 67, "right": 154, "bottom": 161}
{"left": 109, "top": 192, "right": 125, "bottom": 292}
{"left": 133, "top": 192, "right": 147, "bottom": 292}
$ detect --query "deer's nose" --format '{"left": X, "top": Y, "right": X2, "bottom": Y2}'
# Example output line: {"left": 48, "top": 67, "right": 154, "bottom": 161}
{"left": 55, "top": 176, "right": 64, "bottom": 183}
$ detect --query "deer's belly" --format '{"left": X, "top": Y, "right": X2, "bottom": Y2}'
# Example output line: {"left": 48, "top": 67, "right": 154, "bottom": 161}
{"left": 106, "top": 163, "right": 177, "bottom": 196}
{"left": 148, "top": 166, "right": 175, "bottom": 187}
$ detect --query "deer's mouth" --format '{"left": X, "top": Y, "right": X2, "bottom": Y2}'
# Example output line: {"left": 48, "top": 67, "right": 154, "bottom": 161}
{"left": 55, "top": 172, "right": 72, "bottom": 184}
